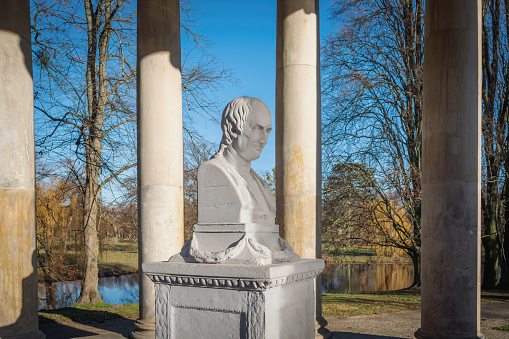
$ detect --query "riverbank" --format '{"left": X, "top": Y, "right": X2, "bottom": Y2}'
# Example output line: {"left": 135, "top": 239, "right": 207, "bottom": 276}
{"left": 323, "top": 246, "right": 413, "bottom": 265}
{"left": 38, "top": 241, "right": 138, "bottom": 283}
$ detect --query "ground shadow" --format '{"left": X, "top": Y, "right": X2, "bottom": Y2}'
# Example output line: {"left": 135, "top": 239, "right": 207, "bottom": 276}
{"left": 332, "top": 332, "right": 405, "bottom": 339}
{"left": 39, "top": 308, "right": 135, "bottom": 338}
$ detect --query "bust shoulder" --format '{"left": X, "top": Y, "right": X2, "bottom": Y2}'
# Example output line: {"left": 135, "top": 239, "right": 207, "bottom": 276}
{"left": 197, "top": 155, "right": 243, "bottom": 187}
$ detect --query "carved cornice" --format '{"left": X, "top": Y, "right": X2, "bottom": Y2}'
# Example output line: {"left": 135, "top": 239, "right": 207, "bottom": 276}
{"left": 147, "top": 269, "right": 322, "bottom": 291}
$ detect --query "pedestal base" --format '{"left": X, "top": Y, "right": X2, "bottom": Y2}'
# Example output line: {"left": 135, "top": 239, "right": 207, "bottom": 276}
{"left": 144, "top": 259, "right": 324, "bottom": 339}
{"left": 315, "top": 316, "right": 332, "bottom": 338}
{"left": 129, "top": 318, "right": 155, "bottom": 339}
{"left": 415, "top": 328, "right": 484, "bottom": 339}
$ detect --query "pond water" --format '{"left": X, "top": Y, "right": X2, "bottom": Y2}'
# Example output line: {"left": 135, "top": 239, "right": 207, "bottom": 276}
{"left": 38, "top": 263, "right": 414, "bottom": 309}
{"left": 322, "top": 263, "right": 414, "bottom": 294}
{"left": 38, "top": 274, "right": 139, "bottom": 310}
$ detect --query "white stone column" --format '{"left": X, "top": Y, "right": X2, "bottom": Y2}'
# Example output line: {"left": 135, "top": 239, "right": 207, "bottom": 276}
{"left": 416, "top": 1, "right": 482, "bottom": 338}
{"left": 276, "top": 0, "right": 330, "bottom": 337}
{"left": 131, "top": 0, "right": 184, "bottom": 338}
{"left": 0, "top": 1, "right": 45, "bottom": 338}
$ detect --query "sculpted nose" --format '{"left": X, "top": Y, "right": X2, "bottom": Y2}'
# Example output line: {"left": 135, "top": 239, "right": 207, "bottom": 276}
{"left": 262, "top": 131, "right": 269, "bottom": 145}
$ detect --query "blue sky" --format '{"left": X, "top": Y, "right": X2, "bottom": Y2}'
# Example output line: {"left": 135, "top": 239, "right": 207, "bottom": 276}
{"left": 182, "top": 0, "right": 334, "bottom": 173}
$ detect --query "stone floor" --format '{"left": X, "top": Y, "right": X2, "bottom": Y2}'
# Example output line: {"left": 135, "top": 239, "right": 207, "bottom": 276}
{"left": 39, "top": 301, "right": 509, "bottom": 339}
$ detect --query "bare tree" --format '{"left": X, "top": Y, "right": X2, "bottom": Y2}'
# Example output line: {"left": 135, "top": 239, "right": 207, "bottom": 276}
{"left": 33, "top": 0, "right": 138, "bottom": 304}
{"left": 322, "top": 0, "right": 424, "bottom": 286}
{"left": 322, "top": 163, "right": 374, "bottom": 249}
{"left": 32, "top": 0, "right": 231, "bottom": 304}
{"left": 482, "top": 0, "right": 509, "bottom": 289}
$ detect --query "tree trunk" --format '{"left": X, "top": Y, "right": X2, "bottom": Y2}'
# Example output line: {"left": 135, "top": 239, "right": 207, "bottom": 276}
{"left": 76, "top": 0, "right": 109, "bottom": 305}
{"left": 480, "top": 0, "right": 507, "bottom": 290}
{"left": 77, "top": 146, "right": 104, "bottom": 304}
{"left": 409, "top": 250, "right": 421, "bottom": 288}
{"left": 482, "top": 217, "right": 499, "bottom": 289}
{"left": 498, "top": 222, "right": 509, "bottom": 289}
{"left": 498, "top": 178, "right": 509, "bottom": 290}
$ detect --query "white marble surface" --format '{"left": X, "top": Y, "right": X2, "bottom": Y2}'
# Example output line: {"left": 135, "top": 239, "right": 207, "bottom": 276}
{"left": 145, "top": 259, "right": 324, "bottom": 339}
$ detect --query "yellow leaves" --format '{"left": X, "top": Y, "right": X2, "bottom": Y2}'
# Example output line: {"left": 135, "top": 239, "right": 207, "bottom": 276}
{"left": 36, "top": 178, "right": 82, "bottom": 237}
{"left": 368, "top": 199, "right": 414, "bottom": 257}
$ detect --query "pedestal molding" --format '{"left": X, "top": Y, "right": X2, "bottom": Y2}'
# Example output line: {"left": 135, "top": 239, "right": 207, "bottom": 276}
{"left": 146, "top": 268, "right": 323, "bottom": 291}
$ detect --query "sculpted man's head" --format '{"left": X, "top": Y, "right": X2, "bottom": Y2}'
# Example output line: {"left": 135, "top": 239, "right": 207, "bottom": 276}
{"left": 217, "top": 96, "right": 272, "bottom": 162}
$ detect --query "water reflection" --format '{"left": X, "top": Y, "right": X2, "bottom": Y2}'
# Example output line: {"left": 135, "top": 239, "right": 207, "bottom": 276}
{"left": 38, "top": 274, "right": 139, "bottom": 310}
{"left": 39, "top": 264, "right": 413, "bottom": 309}
{"left": 322, "top": 263, "right": 414, "bottom": 294}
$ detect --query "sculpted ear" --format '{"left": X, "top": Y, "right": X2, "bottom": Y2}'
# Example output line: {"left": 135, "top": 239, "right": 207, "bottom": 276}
{"left": 231, "top": 127, "right": 240, "bottom": 138}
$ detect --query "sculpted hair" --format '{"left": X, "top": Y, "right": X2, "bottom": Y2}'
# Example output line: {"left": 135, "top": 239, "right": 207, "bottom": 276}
{"left": 217, "top": 96, "right": 262, "bottom": 156}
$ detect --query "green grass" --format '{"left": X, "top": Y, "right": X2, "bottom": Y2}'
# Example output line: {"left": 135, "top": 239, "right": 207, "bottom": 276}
{"left": 98, "top": 262, "right": 138, "bottom": 277}
{"left": 323, "top": 289, "right": 509, "bottom": 318}
{"left": 322, "top": 290, "right": 421, "bottom": 317}
{"left": 480, "top": 290, "right": 509, "bottom": 303}
{"left": 99, "top": 241, "right": 138, "bottom": 264}
{"left": 322, "top": 246, "right": 412, "bottom": 264}
{"left": 39, "top": 303, "right": 139, "bottom": 324}
{"left": 324, "top": 247, "right": 377, "bottom": 256}
{"left": 494, "top": 325, "right": 509, "bottom": 331}
{"left": 324, "top": 256, "right": 412, "bottom": 264}
{"left": 39, "top": 290, "right": 509, "bottom": 325}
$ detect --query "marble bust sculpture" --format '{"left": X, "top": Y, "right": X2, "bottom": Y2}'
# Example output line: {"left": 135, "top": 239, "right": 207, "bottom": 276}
{"left": 172, "top": 96, "right": 297, "bottom": 264}
{"left": 198, "top": 96, "right": 275, "bottom": 225}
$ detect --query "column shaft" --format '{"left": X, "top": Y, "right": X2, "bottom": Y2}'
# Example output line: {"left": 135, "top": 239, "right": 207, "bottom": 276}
{"left": 276, "top": 0, "right": 319, "bottom": 269}
{"left": 0, "top": 1, "right": 45, "bottom": 338}
{"left": 133, "top": 0, "right": 184, "bottom": 338}
{"left": 416, "top": 1, "right": 482, "bottom": 338}
{"left": 276, "top": 1, "right": 329, "bottom": 338}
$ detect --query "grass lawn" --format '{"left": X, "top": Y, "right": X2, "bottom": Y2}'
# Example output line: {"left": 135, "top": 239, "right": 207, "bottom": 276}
{"left": 322, "top": 290, "right": 421, "bottom": 317}
{"left": 39, "top": 303, "right": 139, "bottom": 324}
{"left": 99, "top": 240, "right": 138, "bottom": 264}
{"left": 39, "top": 290, "right": 509, "bottom": 333}
{"left": 98, "top": 240, "right": 138, "bottom": 276}
{"left": 322, "top": 289, "right": 509, "bottom": 317}
{"left": 323, "top": 247, "right": 412, "bottom": 264}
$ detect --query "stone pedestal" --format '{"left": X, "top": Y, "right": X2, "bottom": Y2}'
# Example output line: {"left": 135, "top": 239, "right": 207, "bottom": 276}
{"left": 144, "top": 259, "right": 324, "bottom": 339}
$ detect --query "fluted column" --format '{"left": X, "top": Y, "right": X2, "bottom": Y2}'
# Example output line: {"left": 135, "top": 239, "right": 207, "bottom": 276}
{"left": 0, "top": 1, "right": 45, "bottom": 338}
{"left": 131, "top": 0, "right": 184, "bottom": 338}
{"left": 276, "top": 0, "right": 330, "bottom": 337}
{"left": 416, "top": 1, "right": 482, "bottom": 338}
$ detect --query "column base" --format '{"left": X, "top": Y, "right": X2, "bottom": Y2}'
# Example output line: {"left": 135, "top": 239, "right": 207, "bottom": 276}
{"left": 1, "top": 330, "right": 46, "bottom": 339}
{"left": 415, "top": 328, "right": 484, "bottom": 339}
{"left": 315, "top": 316, "right": 332, "bottom": 338}
{"left": 129, "top": 318, "right": 155, "bottom": 339}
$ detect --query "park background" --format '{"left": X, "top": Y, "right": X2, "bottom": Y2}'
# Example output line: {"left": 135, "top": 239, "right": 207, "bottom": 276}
{"left": 31, "top": 0, "right": 509, "bottom": 325}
